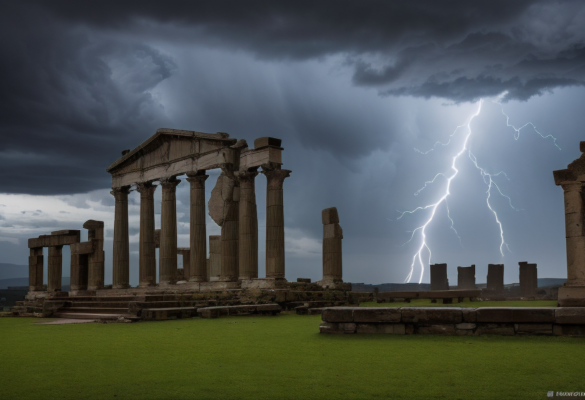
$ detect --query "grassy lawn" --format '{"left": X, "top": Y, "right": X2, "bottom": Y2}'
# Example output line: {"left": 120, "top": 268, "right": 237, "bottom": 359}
{"left": 0, "top": 312, "right": 583, "bottom": 400}
{"left": 360, "top": 299, "right": 558, "bottom": 308}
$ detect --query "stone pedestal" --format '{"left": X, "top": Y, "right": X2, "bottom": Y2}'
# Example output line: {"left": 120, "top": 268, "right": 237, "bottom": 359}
{"left": 187, "top": 172, "right": 208, "bottom": 282}
{"left": 160, "top": 178, "right": 180, "bottom": 285}
{"left": 519, "top": 261, "right": 537, "bottom": 297}
{"left": 137, "top": 182, "right": 157, "bottom": 287}
{"left": 48, "top": 245, "right": 63, "bottom": 292}
{"left": 321, "top": 207, "right": 343, "bottom": 283}
{"left": 111, "top": 186, "right": 130, "bottom": 289}
{"left": 28, "top": 247, "right": 43, "bottom": 291}
{"left": 209, "top": 235, "right": 221, "bottom": 281}
{"left": 86, "top": 220, "right": 105, "bottom": 290}
{"left": 457, "top": 265, "right": 476, "bottom": 290}
{"left": 487, "top": 264, "right": 504, "bottom": 292}
{"left": 263, "top": 168, "right": 291, "bottom": 279}
{"left": 430, "top": 263, "right": 449, "bottom": 290}
{"left": 238, "top": 169, "right": 259, "bottom": 279}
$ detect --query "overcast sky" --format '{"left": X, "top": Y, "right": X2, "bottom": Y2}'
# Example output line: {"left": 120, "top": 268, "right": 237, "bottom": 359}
{"left": 1, "top": 0, "right": 585, "bottom": 285}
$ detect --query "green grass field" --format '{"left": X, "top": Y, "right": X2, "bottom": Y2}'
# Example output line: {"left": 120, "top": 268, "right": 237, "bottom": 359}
{"left": 1, "top": 310, "right": 583, "bottom": 400}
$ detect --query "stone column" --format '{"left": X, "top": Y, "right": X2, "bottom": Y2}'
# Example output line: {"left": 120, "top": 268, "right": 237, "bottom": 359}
{"left": 137, "top": 182, "right": 157, "bottom": 287}
{"left": 87, "top": 220, "right": 105, "bottom": 291}
{"left": 430, "top": 263, "right": 449, "bottom": 290}
{"left": 209, "top": 235, "right": 222, "bottom": 281}
{"left": 519, "top": 261, "right": 537, "bottom": 296}
{"left": 238, "top": 169, "right": 259, "bottom": 280}
{"left": 487, "top": 264, "right": 504, "bottom": 292}
{"left": 322, "top": 207, "right": 343, "bottom": 282}
{"left": 187, "top": 171, "right": 208, "bottom": 282}
{"left": 561, "top": 183, "right": 585, "bottom": 286}
{"left": 48, "top": 245, "right": 63, "bottom": 292}
{"left": 111, "top": 186, "right": 130, "bottom": 289}
{"left": 159, "top": 177, "right": 180, "bottom": 285}
{"left": 457, "top": 265, "right": 476, "bottom": 290}
{"left": 262, "top": 168, "right": 291, "bottom": 279}
{"left": 28, "top": 247, "right": 43, "bottom": 291}
{"left": 220, "top": 197, "right": 239, "bottom": 281}
{"left": 70, "top": 253, "right": 88, "bottom": 291}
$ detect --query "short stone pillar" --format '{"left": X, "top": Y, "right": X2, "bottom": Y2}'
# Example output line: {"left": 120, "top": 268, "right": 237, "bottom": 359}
{"left": 187, "top": 171, "right": 208, "bottom": 282}
{"left": 487, "top": 264, "right": 504, "bottom": 292}
{"left": 430, "top": 263, "right": 449, "bottom": 290}
{"left": 28, "top": 248, "right": 43, "bottom": 291}
{"left": 160, "top": 177, "right": 180, "bottom": 285}
{"left": 322, "top": 207, "right": 343, "bottom": 283}
{"left": 457, "top": 265, "right": 476, "bottom": 290}
{"left": 238, "top": 168, "right": 259, "bottom": 279}
{"left": 553, "top": 145, "right": 585, "bottom": 306}
{"left": 86, "top": 220, "right": 105, "bottom": 290}
{"left": 70, "top": 253, "right": 88, "bottom": 291}
{"left": 48, "top": 245, "right": 63, "bottom": 292}
{"left": 519, "top": 261, "right": 537, "bottom": 297}
{"left": 263, "top": 167, "right": 291, "bottom": 279}
{"left": 209, "top": 235, "right": 221, "bottom": 281}
{"left": 111, "top": 186, "right": 130, "bottom": 289}
{"left": 137, "top": 182, "right": 157, "bottom": 287}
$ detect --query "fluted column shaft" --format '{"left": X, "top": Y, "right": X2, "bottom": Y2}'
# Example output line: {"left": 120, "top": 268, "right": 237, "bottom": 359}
{"left": 137, "top": 182, "right": 157, "bottom": 287}
{"left": 220, "top": 197, "right": 239, "bottom": 281}
{"left": 262, "top": 168, "right": 291, "bottom": 279}
{"left": 111, "top": 186, "right": 130, "bottom": 289}
{"left": 561, "top": 183, "right": 585, "bottom": 285}
{"left": 187, "top": 172, "right": 208, "bottom": 282}
{"left": 28, "top": 247, "right": 43, "bottom": 291}
{"left": 48, "top": 245, "right": 63, "bottom": 292}
{"left": 238, "top": 169, "right": 259, "bottom": 279}
{"left": 160, "top": 178, "right": 180, "bottom": 285}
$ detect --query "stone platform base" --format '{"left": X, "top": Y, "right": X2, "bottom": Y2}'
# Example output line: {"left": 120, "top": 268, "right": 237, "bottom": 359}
{"left": 320, "top": 307, "right": 585, "bottom": 336}
{"left": 558, "top": 286, "right": 585, "bottom": 307}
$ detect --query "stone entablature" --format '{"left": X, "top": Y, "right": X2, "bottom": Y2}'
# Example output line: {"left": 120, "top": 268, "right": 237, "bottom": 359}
{"left": 320, "top": 306, "right": 585, "bottom": 336}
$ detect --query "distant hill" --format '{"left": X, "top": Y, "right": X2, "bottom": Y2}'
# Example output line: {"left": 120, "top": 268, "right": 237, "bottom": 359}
{"left": 538, "top": 278, "right": 566, "bottom": 287}
{"left": 0, "top": 277, "right": 70, "bottom": 289}
{"left": 0, "top": 263, "right": 29, "bottom": 280}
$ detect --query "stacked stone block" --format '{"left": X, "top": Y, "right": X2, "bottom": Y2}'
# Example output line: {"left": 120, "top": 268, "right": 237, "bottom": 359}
{"left": 519, "top": 261, "right": 538, "bottom": 296}
{"left": 487, "top": 264, "right": 504, "bottom": 292}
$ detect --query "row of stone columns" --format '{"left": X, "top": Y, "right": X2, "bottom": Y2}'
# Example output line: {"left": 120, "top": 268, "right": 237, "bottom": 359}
{"left": 111, "top": 166, "right": 290, "bottom": 287}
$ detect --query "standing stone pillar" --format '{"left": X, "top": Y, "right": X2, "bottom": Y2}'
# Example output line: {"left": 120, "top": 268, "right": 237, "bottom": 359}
{"left": 322, "top": 207, "right": 343, "bottom": 283}
{"left": 70, "top": 253, "right": 88, "bottom": 291}
{"left": 430, "top": 263, "right": 449, "bottom": 290}
{"left": 554, "top": 147, "right": 585, "bottom": 306}
{"left": 487, "top": 264, "right": 504, "bottom": 292}
{"left": 28, "top": 247, "right": 43, "bottom": 291}
{"left": 137, "top": 182, "right": 157, "bottom": 287}
{"left": 457, "top": 265, "right": 476, "bottom": 290}
{"left": 160, "top": 177, "right": 180, "bottom": 285}
{"left": 238, "top": 168, "right": 259, "bottom": 280}
{"left": 209, "top": 235, "right": 221, "bottom": 281}
{"left": 262, "top": 167, "right": 291, "bottom": 279}
{"left": 86, "top": 220, "right": 105, "bottom": 291}
{"left": 111, "top": 186, "right": 130, "bottom": 289}
{"left": 519, "top": 261, "right": 537, "bottom": 297}
{"left": 187, "top": 172, "right": 208, "bottom": 282}
{"left": 48, "top": 245, "right": 63, "bottom": 292}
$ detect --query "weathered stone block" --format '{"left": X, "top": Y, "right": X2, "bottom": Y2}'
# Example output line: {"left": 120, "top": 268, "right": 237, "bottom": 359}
{"left": 254, "top": 137, "right": 282, "bottom": 149}
{"left": 353, "top": 307, "right": 401, "bottom": 323}
{"left": 356, "top": 323, "right": 406, "bottom": 334}
{"left": 321, "top": 307, "right": 354, "bottom": 322}
{"left": 321, "top": 207, "right": 340, "bottom": 225}
{"left": 456, "top": 323, "right": 476, "bottom": 330}
{"left": 401, "top": 307, "right": 462, "bottom": 324}
{"left": 555, "top": 307, "right": 585, "bottom": 324}
{"left": 417, "top": 324, "right": 456, "bottom": 335}
{"left": 476, "top": 323, "right": 515, "bottom": 335}
{"left": 514, "top": 324, "right": 553, "bottom": 335}
{"left": 462, "top": 308, "right": 477, "bottom": 322}
{"left": 553, "top": 324, "right": 585, "bottom": 336}
{"left": 475, "top": 307, "right": 555, "bottom": 323}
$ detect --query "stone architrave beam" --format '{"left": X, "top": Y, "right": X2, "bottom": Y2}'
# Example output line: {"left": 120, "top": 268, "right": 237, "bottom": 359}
{"left": 28, "top": 230, "right": 80, "bottom": 248}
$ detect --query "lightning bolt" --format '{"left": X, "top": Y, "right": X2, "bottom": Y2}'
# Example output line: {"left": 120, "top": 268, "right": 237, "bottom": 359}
{"left": 399, "top": 94, "right": 559, "bottom": 284}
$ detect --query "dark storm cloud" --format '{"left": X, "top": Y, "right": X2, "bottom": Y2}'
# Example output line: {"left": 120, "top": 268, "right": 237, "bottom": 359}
{"left": 1, "top": 0, "right": 584, "bottom": 195}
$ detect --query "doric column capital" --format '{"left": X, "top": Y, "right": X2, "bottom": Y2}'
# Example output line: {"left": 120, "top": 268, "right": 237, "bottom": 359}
{"left": 110, "top": 186, "right": 130, "bottom": 199}
{"left": 186, "top": 171, "right": 209, "bottom": 187}
{"left": 136, "top": 181, "right": 157, "bottom": 195}
{"left": 237, "top": 168, "right": 259, "bottom": 182}
{"left": 561, "top": 182, "right": 584, "bottom": 192}
{"left": 262, "top": 168, "right": 291, "bottom": 190}
{"left": 160, "top": 177, "right": 181, "bottom": 190}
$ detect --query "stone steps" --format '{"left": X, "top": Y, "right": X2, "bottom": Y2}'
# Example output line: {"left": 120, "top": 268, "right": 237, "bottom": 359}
{"left": 59, "top": 307, "right": 131, "bottom": 314}
{"left": 54, "top": 312, "right": 136, "bottom": 321}
{"left": 197, "top": 304, "right": 281, "bottom": 318}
